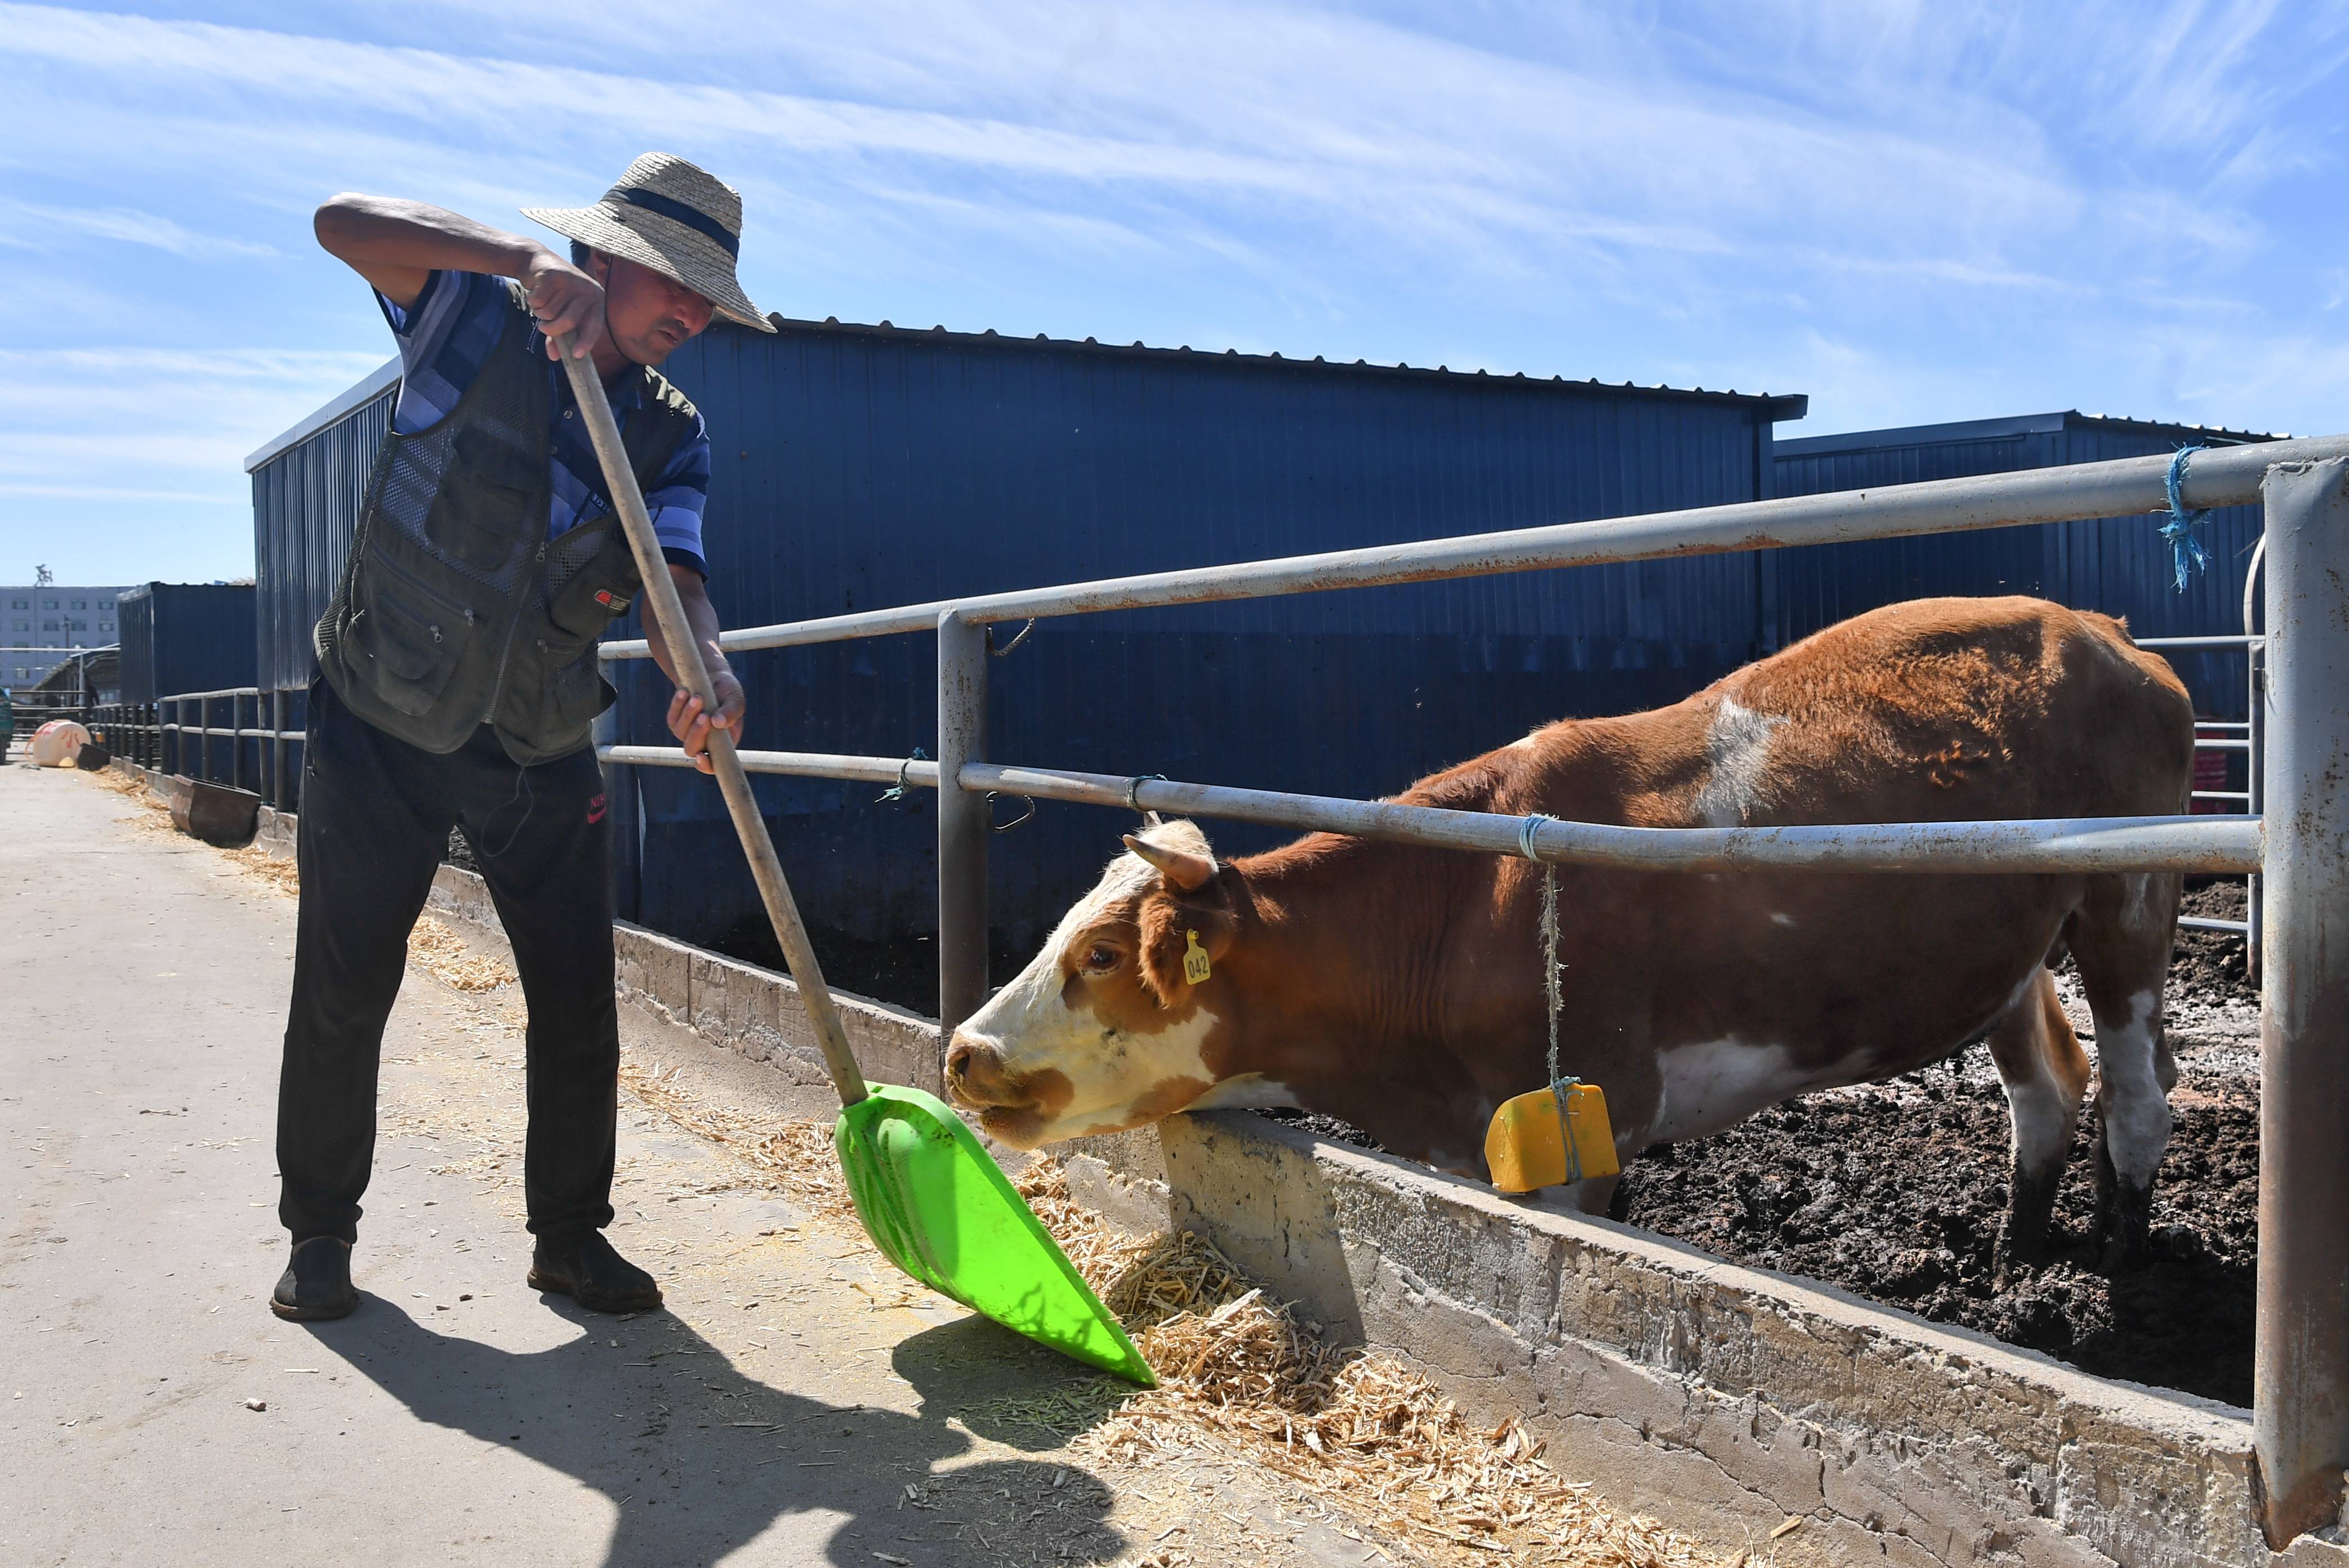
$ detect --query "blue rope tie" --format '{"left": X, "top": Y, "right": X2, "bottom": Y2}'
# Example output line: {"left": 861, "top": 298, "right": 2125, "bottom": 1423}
{"left": 875, "top": 747, "right": 928, "bottom": 804}
{"left": 2161, "top": 445, "right": 2213, "bottom": 592}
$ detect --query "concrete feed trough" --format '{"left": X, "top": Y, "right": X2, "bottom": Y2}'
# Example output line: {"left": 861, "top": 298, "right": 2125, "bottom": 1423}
{"left": 534, "top": 902, "right": 2340, "bottom": 1568}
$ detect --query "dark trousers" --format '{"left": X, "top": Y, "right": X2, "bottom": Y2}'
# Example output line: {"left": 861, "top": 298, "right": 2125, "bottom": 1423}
{"left": 277, "top": 678, "right": 619, "bottom": 1246}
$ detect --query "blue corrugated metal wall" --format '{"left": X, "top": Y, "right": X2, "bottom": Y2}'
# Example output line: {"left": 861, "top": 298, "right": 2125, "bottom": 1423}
{"left": 117, "top": 583, "right": 258, "bottom": 704}
{"left": 1771, "top": 414, "right": 2275, "bottom": 719}
{"left": 250, "top": 386, "right": 393, "bottom": 694}
{"left": 246, "top": 334, "right": 2282, "bottom": 1013}
{"left": 604, "top": 321, "right": 1791, "bottom": 999}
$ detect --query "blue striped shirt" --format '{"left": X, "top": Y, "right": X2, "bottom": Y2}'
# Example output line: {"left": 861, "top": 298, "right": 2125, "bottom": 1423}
{"left": 376, "top": 270, "right": 712, "bottom": 577}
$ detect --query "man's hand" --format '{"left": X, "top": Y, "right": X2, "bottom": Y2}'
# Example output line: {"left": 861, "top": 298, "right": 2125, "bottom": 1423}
{"left": 523, "top": 249, "right": 608, "bottom": 363}
{"left": 667, "top": 665, "right": 746, "bottom": 775}
{"left": 645, "top": 565, "right": 738, "bottom": 774}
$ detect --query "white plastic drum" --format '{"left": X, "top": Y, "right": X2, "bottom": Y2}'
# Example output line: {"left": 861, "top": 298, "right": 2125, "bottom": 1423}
{"left": 29, "top": 720, "right": 91, "bottom": 767}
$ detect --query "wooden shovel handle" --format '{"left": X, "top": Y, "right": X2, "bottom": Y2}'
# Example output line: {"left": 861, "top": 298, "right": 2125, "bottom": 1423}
{"left": 556, "top": 336, "right": 870, "bottom": 1107}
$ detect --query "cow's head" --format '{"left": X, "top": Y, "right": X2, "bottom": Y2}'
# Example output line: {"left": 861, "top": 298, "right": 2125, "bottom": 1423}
{"left": 944, "top": 819, "right": 1241, "bottom": 1147}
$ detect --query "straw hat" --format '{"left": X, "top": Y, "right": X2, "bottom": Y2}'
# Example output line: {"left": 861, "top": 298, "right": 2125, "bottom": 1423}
{"left": 523, "top": 152, "right": 774, "bottom": 332}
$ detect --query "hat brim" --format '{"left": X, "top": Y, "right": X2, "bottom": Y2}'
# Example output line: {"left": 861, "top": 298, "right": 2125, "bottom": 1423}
{"left": 523, "top": 202, "right": 774, "bottom": 333}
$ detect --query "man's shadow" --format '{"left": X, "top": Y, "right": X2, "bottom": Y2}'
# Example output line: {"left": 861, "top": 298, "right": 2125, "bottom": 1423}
{"left": 305, "top": 1297, "right": 1124, "bottom": 1567}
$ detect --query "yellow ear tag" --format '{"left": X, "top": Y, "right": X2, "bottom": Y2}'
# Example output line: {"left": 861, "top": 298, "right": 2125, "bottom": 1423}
{"left": 1182, "top": 930, "right": 1213, "bottom": 985}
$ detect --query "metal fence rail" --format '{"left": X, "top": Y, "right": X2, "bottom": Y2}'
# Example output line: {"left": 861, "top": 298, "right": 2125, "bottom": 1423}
{"left": 601, "top": 744, "right": 2262, "bottom": 874}
{"left": 87, "top": 702, "right": 161, "bottom": 767}
{"left": 604, "top": 432, "right": 2335, "bottom": 659}
{"left": 599, "top": 432, "right": 2348, "bottom": 1544}
{"left": 139, "top": 687, "right": 308, "bottom": 810}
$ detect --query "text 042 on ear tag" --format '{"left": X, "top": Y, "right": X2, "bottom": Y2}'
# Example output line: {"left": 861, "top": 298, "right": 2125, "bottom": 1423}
{"left": 1183, "top": 930, "right": 1212, "bottom": 985}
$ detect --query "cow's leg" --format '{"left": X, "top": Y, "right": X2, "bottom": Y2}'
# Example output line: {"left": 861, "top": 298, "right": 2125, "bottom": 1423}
{"left": 1986, "top": 966, "right": 2091, "bottom": 1286}
{"left": 2067, "top": 871, "right": 2183, "bottom": 1271}
{"left": 1565, "top": 1172, "right": 1621, "bottom": 1217}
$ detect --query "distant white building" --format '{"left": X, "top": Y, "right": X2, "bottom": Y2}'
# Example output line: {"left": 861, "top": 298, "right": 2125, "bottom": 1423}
{"left": 2, "top": 584, "right": 131, "bottom": 689}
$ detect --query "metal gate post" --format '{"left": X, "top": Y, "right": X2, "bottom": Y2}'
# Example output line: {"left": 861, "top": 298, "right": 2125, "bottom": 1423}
{"left": 936, "top": 609, "right": 990, "bottom": 1058}
{"left": 230, "top": 691, "right": 243, "bottom": 793}
{"left": 2247, "top": 639, "right": 2266, "bottom": 985}
{"left": 2253, "top": 456, "right": 2349, "bottom": 1547}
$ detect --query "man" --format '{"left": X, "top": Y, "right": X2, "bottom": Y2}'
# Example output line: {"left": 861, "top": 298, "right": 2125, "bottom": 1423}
{"left": 271, "top": 153, "right": 770, "bottom": 1321}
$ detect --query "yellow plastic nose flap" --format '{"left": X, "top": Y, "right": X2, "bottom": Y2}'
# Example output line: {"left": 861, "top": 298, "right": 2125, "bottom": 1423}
{"left": 1485, "top": 1082, "right": 1620, "bottom": 1194}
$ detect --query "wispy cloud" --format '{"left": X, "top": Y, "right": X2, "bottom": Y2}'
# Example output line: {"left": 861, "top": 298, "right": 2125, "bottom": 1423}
{"left": 0, "top": 345, "right": 390, "bottom": 520}
{"left": 0, "top": 2, "right": 2092, "bottom": 285}
{"left": 0, "top": 199, "right": 279, "bottom": 259}
{"left": 0, "top": 0, "right": 2344, "bottom": 579}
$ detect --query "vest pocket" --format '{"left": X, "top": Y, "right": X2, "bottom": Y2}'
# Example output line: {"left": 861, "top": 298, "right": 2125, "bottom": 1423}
{"left": 546, "top": 651, "right": 617, "bottom": 734}
{"left": 349, "top": 583, "right": 471, "bottom": 716}
{"left": 545, "top": 522, "right": 639, "bottom": 643}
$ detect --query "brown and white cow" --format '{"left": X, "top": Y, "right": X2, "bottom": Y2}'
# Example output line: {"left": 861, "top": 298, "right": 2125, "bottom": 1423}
{"left": 946, "top": 597, "right": 2196, "bottom": 1273}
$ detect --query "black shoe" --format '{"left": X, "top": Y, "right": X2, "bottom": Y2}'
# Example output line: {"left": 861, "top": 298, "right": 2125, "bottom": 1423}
{"left": 528, "top": 1232, "right": 662, "bottom": 1314}
{"left": 270, "top": 1237, "right": 358, "bottom": 1321}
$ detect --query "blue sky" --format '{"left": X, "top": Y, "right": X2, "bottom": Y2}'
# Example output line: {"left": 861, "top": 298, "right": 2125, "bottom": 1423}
{"left": 4, "top": 0, "right": 2346, "bottom": 584}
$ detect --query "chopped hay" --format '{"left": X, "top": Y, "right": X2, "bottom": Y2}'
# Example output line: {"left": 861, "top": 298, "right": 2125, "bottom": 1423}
{"left": 615, "top": 1067, "right": 857, "bottom": 1222}
{"left": 87, "top": 763, "right": 162, "bottom": 805}
{"left": 407, "top": 915, "right": 518, "bottom": 992}
{"left": 597, "top": 1088, "right": 1723, "bottom": 1564}
{"left": 1011, "top": 1159, "right": 1721, "bottom": 1567}
{"left": 228, "top": 841, "right": 301, "bottom": 896}
{"left": 86, "top": 765, "right": 177, "bottom": 836}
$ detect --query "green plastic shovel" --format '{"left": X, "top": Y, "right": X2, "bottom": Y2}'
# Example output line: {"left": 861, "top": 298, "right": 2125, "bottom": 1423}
{"left": 559, "top": 335, "right": 1152, "bottom": 1386}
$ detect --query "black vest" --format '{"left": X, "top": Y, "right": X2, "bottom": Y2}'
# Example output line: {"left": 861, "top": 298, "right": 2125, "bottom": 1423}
{"left": 317, "top": 283, "right": 698, "bottom": 765}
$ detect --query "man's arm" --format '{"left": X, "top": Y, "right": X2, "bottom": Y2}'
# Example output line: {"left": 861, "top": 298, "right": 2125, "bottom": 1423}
{"left": 313, "top": 194, "right": 605, "bottom": 361}
{"left": 645, "top": 565, "right": 747, "bottom": 775}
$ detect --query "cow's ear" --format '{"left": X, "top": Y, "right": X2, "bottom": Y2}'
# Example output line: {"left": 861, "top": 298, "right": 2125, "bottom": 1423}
{"left": 1136, "top": 888, "right": 1235, "bottom": 1007}
{"left": 1124, "top": 831, "right": 1216, "bottom": 892}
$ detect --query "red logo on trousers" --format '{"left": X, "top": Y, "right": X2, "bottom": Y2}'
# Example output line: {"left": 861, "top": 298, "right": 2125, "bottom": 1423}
{"left": 587, "top": 793, "right": 607, "bottom": 824}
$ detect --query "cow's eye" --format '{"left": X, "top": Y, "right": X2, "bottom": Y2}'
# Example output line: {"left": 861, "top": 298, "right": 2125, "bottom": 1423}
{"left": 1082, "top": 943, "right": 1119, "bottom": 973}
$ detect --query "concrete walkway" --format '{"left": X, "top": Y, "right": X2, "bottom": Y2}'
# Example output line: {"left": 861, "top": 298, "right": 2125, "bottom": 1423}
{"left": 0, "top": 761, "right": 1372, "bottom": 1568}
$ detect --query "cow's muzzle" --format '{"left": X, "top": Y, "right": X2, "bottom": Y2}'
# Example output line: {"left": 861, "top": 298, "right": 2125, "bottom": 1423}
{"left": 943, "top": 1033, "right": 1026, "bottom": 1111}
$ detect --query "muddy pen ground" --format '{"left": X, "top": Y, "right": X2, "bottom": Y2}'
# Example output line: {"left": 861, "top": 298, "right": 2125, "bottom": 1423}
{"left": 1611, "top": 881, "right": 2261, "bottom": 1408}
{"left": 1262, "top": 880, "right": 2265, "bottom": 1411}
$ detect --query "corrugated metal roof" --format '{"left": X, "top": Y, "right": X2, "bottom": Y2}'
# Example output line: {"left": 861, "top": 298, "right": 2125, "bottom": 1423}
{"left": 761, "top": 314, "right": 1810, "bottom": 421}
{"left": 245, "top": 358, "right": 401, "bottom": 473}
{"left": 1777, "top": 409, "right": 2283, "bottom": 458}
{"left": 240, "top": 323, "right": 1808, "bottom": 478}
